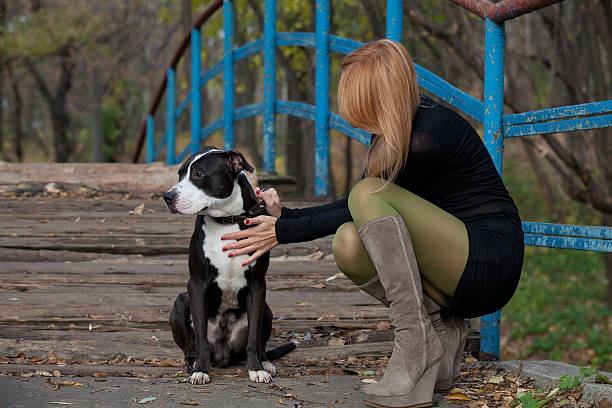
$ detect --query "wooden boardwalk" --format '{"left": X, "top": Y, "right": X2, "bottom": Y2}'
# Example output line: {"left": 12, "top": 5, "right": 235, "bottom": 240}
{"left": 0, "top": 163, "right": 392, "bottom": 378}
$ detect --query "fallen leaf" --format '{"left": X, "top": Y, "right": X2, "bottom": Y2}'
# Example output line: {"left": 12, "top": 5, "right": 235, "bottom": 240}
{"left": 450, "top": 387, "right": 465, "bottom": 394}
{"left": 325, "top": 275, "right": 337, "bottom": 282}
{"left": 278, "top": 397, "right": 286, "bottom": 405}
{"left": 181, "top": 402, "right": 201, "bottom": 406}
{"left": 446, "top": 393, "right": 471, "bottom": 401}
{"left": 359, "top": 370, "right": 375, "bottom": 376}
{"left": 8, "top": 297, "right": 20, "bottom": 301}
{"left": 309, "top": 283, "right": 325, "bottom": 289}
{"left": 361, "top": 378, "right": 378, "bottom": 383}
{"left": 137, "top": 397, "right": 157, "bottom": 404}
{"left": 53, "top": 370, "right": 61, "bottom": 377}
{"left": 465, "top": 356, "right": 478, "bottom": 363}
{"left": 546, "top": 387, "right": 560, "bottom": 398}
{"left": 328, "top": 337, "right": 345, "bottom": 346}
{"left": 129, "top": 204, "right": 145, "bottom": 216}
{"left": 45, "top": 378, "right": 83, "bottom": 390}
{"left": 285, "top": 393, "right": 297, "bottom": 398}
{"left": 487, "top": 376, "right": 504, "bottom": 384}
{"left": 375, "top": 321, "right": 391, "bottom": 331}
{"left": 596, "top": 374, "right": 612, "bottom": 385}
{"left": 93, "top": 373, "right": 107, "bottom": 378}
{"left": 308, "top": 251, "right": 324, "bottom": 260}
{"left": 597, "top": 398, "right": 611, "bottom": 408}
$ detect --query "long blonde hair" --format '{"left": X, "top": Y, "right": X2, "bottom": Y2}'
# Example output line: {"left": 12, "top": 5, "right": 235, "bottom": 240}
{"left": 338, "top": 39, "right": 420, "bottom": 188}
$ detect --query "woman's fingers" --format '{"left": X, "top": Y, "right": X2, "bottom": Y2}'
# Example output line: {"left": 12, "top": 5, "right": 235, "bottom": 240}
{"left": 256, "top": 188, "right": 282, "bottom": 218}
{"left": 241, "top": 249, "right": 267, "bottom": 267}
{"left": 221, "top": 229, "right": 250, "bottom": 241}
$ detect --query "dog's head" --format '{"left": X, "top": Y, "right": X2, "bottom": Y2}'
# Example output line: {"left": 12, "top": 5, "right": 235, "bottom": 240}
{"left": 163, "top": 146, "right": 254, "bottom": 216}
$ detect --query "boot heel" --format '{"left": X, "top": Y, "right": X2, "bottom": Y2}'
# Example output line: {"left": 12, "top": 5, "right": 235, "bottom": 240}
{"left": 364, "top": 361, "right": 441, "bottom": 408}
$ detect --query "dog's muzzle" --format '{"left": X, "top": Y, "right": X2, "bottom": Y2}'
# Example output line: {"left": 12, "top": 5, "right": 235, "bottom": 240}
{"left": 163, "top": 190, "right": 178, "bottom": 213}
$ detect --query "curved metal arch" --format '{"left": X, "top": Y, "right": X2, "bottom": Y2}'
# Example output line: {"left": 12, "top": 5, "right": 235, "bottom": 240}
{"left": 179, "top": 34, "right": 485, "bottom": 129}
{"left": 174, "top": 100, "right": 372, "bottom": 163}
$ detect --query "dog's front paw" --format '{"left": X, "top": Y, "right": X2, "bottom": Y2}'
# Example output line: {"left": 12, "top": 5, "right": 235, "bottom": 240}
{"left": 262, "top": 361, "right": 278, "bottom": 377}
{"left": 248, "top": 370, "right": 272, "bottom": 383}
{"left": 189, "top": 371, "right": 210, "bottom": 385}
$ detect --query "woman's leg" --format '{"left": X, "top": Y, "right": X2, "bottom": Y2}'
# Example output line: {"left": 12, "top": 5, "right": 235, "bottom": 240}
{"left": 345, "top": 177, "right": 469, "bottom": 298}
{"left": 332, "top": 221, "right": 448, "bottom": 306}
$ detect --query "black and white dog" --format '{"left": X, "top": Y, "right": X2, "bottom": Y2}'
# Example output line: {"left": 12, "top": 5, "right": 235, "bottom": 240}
{"left": 163, "top": 146, "right": 293, "bottom": 385}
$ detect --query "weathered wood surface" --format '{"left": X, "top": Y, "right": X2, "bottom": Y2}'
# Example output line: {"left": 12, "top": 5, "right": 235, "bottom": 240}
{"left": 0, "top": 164, "right": 391, "bottom": 376}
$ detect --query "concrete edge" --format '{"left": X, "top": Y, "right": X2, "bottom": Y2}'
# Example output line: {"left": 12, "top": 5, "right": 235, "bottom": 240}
{"left": 498, "top": 360, "right": 612, "bottom": 403}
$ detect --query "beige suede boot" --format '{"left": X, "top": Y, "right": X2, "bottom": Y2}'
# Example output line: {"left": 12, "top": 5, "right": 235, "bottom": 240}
{"left": 358, "top": 215, "right": 443, "bottom": 408}
{"left": 422, "top": 295, "right": 468, "bottom": 392}
{"left": 358, "top": 276, "right": 468, "bottom": 392}
{"left": 358, "top": 276, "right": 390, "bottom": 307}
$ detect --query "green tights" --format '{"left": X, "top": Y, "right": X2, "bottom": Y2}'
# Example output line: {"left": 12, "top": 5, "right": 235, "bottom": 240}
{"left": 331, "top": 177, "right": 469, "bottom": 305}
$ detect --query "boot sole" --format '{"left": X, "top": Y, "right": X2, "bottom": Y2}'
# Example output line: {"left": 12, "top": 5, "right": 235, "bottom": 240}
{"left": 364, "top": 362, "right": 440, "bottom": 408}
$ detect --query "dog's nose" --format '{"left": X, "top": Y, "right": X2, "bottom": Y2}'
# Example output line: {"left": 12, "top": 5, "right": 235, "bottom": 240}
{"left": 163, "top": 190, "right": 177, "bottom": 204}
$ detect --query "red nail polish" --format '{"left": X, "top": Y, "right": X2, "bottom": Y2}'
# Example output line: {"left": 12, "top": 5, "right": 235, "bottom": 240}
{"left": 245, "top": 219, "right": 250, "bottom": 224}
{"left": 241, "top": 262, "right": 246, "bottom": 267}
{"left": 221, "top": 237, "right": 226, "bottom": 240}
{"left": 222, "top": 247, "right": 227, "bottom": 251}
{"left": 228, "top": 253, "right": 233, "bottom": 257}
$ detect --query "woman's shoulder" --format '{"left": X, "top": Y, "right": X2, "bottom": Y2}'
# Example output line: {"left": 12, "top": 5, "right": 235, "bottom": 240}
{"left": 414, "top": 94, "right": 475, "bottom": 136}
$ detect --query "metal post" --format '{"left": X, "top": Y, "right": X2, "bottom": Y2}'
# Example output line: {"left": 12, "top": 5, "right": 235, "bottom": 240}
{"left": 315, "top": 0, "right": 330, "bottom": 196}
{"left": 191, "top": 28, "right": 202, "bottom": 154}
{"left": 481, "top": 18, "right": 505, "bottom": 360}
{"left": 223, "top": 0, "right": 235, "bottom": 151}
{"left": 263, "top": 0, "right": 276, "bottom": 173}
{"left": 386, "top": 0, "right": 403, "bottom": 42}
{"left": 166, "top": 68, "right": 176, "bottom": 165}
{"left": 146, "top": 114, "right": 155, "bottom": 163}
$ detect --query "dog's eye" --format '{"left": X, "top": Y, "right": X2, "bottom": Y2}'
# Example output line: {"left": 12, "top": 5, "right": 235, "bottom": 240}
{"left": 192, "top": 169, "right": 205, "bottom": 180}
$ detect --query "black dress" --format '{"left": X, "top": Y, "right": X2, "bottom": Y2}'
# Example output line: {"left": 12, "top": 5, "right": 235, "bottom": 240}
{"left": 274, "top": 96, "right": 524, "bottom": 318}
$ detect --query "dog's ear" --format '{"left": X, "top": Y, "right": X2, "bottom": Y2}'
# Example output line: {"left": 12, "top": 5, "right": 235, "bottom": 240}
{"left": 225, "top": 150, "right": 254, "bottom": 174}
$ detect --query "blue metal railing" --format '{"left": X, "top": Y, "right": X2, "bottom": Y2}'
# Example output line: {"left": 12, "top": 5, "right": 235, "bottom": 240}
{"left": 141, "top": 0, "right": 612, "bottom": 359}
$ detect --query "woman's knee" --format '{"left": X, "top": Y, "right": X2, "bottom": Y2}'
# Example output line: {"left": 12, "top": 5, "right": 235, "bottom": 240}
{"left": 332, "top": 222, "right": 376, "bottom": 285}
{"left": 332, "top": 222, "right": 364, "bottom": 270}
{"left": 347, "top": 177, "right": 385, "bottom": 212}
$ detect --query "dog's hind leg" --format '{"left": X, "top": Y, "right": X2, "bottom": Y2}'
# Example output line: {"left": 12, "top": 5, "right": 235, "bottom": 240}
{"left": 169, "top": 293, "right": 196, "bottom": 374}
{"left": 260, "top": 304, "right": 278, "bottom": 377}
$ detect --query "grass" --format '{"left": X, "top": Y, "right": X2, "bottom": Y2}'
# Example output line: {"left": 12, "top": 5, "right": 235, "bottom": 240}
{"left": 501, "top": 145, "right": 612, "bottom": 371}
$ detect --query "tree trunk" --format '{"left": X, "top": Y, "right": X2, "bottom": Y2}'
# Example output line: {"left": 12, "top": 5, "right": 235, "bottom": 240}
{"left": 0, "top": 0, "right": 5, "bottom": 160}
{"left": 25, "top": 45, "right": 75, "bottom": 162}
{"left": 6, "top": 62, "right": 23, "bottom": 162}
{"left": 181, "top": 0, "right": 192, "bottom": 87}
{"left": 0, "top": 61, "right": 4, "bottom": 160}
{"left": 604, "top": 212, "right": 612, "bottom": 308}
{"left": 91, "top": 65, "right": 104, "bottom": 162}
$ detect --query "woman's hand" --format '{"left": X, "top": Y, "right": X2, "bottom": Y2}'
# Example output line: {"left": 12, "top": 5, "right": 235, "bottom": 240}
{"left": 221, "top": 215, "right": 278, "bottom": 266}
{"left": 256, "top": 187, "right": 282, "bottom": 219}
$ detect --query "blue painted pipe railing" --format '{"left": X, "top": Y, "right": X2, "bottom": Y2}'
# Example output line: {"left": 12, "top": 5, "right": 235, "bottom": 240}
{"left": 143, "top": 0, "right": 612, "bottom": 360}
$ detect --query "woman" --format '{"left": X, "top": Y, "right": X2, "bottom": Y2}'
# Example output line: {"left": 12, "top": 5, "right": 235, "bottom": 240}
{"left": 221, "top": 39, "right": 524, "bottom": 408}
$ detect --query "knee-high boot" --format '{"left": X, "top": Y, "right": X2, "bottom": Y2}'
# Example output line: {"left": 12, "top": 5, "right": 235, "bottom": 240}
{"left": 359, "top": 275, "right": 468, "bottom": 392}
{"left": 358, "top": 215, "right": 443, "bottom": 408}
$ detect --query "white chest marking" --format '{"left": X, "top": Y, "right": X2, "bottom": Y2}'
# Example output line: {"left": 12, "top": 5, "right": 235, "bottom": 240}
{"left": 203, "top": 218, "right": 249, "bottom": 308}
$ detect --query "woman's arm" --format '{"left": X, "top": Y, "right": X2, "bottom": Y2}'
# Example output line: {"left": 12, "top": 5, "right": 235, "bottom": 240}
{"left": 281, "top": 198, "right": 349, "bottom": 219}
{"left": 275, "top": 206, "right": 352, "bottom": 244}
{"left": 220, "top": 199, "right": 352, "bottom": 265}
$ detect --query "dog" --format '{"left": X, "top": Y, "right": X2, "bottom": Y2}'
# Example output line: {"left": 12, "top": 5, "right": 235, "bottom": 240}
{"left": 163, "top": 146, "right": 294, "bottom": 385}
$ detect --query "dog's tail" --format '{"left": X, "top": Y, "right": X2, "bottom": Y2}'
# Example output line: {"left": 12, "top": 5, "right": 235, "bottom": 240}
{"left": 265, "top": 341, "right": 298, "bottom": 361}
